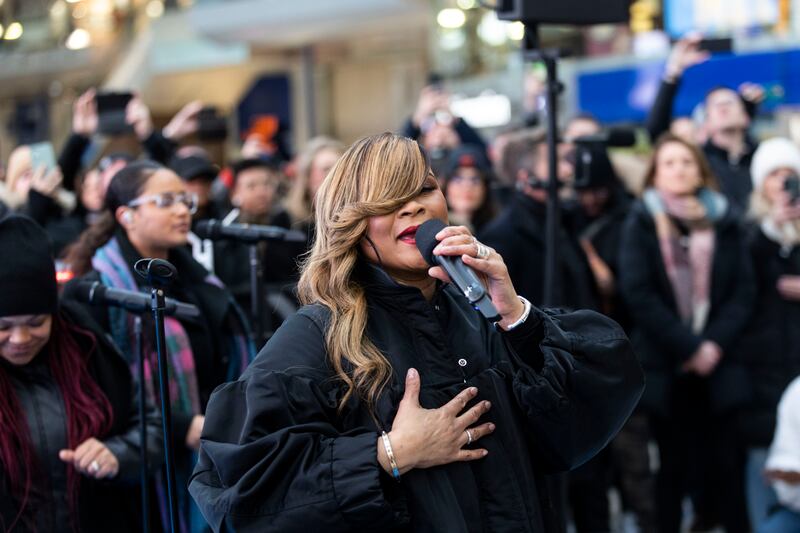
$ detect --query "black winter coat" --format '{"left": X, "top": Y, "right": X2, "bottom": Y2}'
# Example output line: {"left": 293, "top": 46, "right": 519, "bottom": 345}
{"left": 736, "top": 227, "right": 800, "bottom": 447}
{"left": 618, "top": 200, "right": 755, "bottom": 416}
{"left": 703, "top": 140, "right": 756, "bottom": 214}
{"left": 189, "top": 263, "right": 644, "bottom": 532}
{"left": 479, "top": 192, "right": 599, "bottom": 310}
{"left": 0, "top": 301, "right": 163, "bottom": 533}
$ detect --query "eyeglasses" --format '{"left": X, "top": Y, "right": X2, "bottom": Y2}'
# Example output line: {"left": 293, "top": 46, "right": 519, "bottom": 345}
{"left": 127, "top": 192, "right": 198, "bottom": 215}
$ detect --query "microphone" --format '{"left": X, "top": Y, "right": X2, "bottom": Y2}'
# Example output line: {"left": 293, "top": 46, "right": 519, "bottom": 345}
{"left": 194, "top": 220, "right": 306, "bottom": 244}
{"left": 415, "top": 219, "right": 500, "bottom": 321}
{"left": 66, "top": 280, "right": 201, "bottom": 321}
{"left": 572, "top": 127, "right": 637, "bottom": 147}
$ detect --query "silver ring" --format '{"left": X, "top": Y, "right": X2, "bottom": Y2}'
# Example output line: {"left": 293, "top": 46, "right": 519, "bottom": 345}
{"left": 89, "top": 460, "right": 100, "bottom": 474}
{"left": 465, "top": 429, "right": 473, "bottom": 445}
{"left": 476, "top": 242, "right": 490, "bottom": 259}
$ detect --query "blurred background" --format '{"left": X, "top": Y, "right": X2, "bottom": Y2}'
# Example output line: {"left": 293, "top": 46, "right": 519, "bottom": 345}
{"left": 1, "top": 0, "right": 799, "bottom": 164}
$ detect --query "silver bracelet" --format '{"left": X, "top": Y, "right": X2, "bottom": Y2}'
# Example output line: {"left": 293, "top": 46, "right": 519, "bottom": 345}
{"left": 500, "top": 296, "right": 532, "bottom": 331}
{"left": 381, "top": 431, "right": 401, "bottom": 481}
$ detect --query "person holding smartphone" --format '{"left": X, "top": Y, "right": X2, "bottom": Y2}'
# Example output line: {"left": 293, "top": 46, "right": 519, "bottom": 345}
{"left": 737, "top": 138, "right": 800, "bottom": 528}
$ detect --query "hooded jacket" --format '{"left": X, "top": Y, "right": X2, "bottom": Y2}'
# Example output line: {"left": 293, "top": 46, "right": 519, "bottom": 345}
{"left": 189, "top": 262, "right": 644, "bottom": 532}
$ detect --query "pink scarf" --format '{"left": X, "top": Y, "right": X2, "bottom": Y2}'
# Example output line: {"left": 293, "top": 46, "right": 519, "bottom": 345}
{"left": 643, "top": 188, "right": 727, "bottom": 333}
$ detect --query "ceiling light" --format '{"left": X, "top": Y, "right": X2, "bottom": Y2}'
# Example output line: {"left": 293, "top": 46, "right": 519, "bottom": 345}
{"left": 145, "top": 0, "right": 164, "bottom": 18}
{"left": 437, "top": 8, "right": 466, "bottom": 29}
{"left": 66, "top": 28, "right": 91, "bottom": 49}
{"left": 4, "top": 22, "right": 23, "bottom": 40}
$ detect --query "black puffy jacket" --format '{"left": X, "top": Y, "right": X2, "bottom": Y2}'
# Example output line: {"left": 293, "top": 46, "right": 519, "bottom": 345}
{"left": 190, "top": 262, "right": 643, "bottom": 532}
{"left": 737, "top": 227, "right": 800, "bottom": 447}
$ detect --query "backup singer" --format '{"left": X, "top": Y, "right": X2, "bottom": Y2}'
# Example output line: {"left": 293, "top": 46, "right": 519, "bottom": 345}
{"left": 0, "top": 215, "right": 162, "bottom": 533}
{"left": 190, "top": 133, "right": 644, "bottom": 532}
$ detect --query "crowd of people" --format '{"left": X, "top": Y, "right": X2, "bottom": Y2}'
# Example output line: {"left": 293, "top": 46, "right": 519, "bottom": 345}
{"left": 1, "top": 33, "right": 799, "bottom": 532}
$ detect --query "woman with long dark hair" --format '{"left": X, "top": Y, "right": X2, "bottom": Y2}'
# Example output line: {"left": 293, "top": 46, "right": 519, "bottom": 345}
{"left": 189, "top": 132, "right": 643, "bottom": 531}
{"left": 619, "top": 133, "right": 755, "bottom": 532}
{"left": 62, "top": 161, "right": 254, "bottom": 531}
{"left": 0, "top": 215, "right": 162, "bottom": 532}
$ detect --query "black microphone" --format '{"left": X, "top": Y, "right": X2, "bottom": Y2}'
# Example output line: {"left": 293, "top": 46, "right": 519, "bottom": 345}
{"left": 573, "top": 127, "right": 637, "bottom": 147}
{"left": 415, "top": 219, "right": 500, "bottom": 321}
{"left": 67, "top": 280, "right": 201, "bottom": 321}
{"left": 194, "top": 219, "right": 306, "bottom": 244}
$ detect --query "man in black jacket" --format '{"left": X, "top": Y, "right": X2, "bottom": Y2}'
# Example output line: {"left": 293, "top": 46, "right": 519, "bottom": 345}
{"left": 479, "top": 129, "right": 599, "bottom": 311}
{"left": 480, "top": 128, "right": 611, "bottom": 532}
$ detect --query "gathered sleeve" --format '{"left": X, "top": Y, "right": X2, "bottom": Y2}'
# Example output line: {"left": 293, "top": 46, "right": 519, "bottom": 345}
{"left": 189, "top": 312, "right": 395, "bottom": 532}
{"left": 503, "top": 307, "right": 644, "bottom": 472}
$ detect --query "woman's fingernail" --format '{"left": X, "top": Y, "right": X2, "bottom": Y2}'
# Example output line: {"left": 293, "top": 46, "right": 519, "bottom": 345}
{"left": 408, "top": 368, "right": 417, "bottom": 379}
{"left": 482, "top": 450, "right": 489, "bottom": 456}
{"left": 484, "top": 401, "right": 491, "bottom": 409}
{"left": 470, "top": 387, "right": 478, "bottom": 394}
{"left": 489, "top": 423, "right": 496, "bottom": 431}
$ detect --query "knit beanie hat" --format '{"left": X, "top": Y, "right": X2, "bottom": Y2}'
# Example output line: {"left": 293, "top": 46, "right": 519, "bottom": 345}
{"left": 0, "top": 215, "right": 58, "bottom": 317}
{"left": 750, "top": 138, "right": 800, "bottom": 192}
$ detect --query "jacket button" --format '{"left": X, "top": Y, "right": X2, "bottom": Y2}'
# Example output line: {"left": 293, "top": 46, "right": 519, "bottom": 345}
{"left": 458, "top": 358, "right": 467, "bottom": 367}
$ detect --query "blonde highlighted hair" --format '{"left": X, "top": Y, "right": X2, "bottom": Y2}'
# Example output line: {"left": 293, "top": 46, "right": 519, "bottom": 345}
{"left": 297, "top": 132, "right": 429, "bottom": 409}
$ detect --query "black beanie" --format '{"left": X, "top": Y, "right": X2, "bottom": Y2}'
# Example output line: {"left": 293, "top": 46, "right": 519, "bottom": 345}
{"left": 0, "top": 215, "right": 58, "bottom": 317}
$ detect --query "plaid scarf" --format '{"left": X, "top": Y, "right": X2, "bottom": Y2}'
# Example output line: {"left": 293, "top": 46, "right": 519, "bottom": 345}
{"left": 643, "top": 188, "right": 727, "bottom": 334}
{"left": 92, "top": 237, "right": 254, "bottom": 533}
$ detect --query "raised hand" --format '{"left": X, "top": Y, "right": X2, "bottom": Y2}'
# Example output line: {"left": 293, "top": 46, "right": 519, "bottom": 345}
{"left": 72, "top": 88, "right": 98, "bottom": 137}
{"left": 664, "top": 34, "right": 710, "bottom": 82}
{"left": 126, "top": 94, "right": 154, "bottom": 140}
{"left": 163, "top": 100, "right": 204, "bottom": 141}
{"left": 429, "top": 225, "right": 526, "bottom": 330}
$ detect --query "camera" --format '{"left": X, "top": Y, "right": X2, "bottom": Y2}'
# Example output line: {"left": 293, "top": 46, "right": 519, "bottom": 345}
{"left": 784, "top": 173, "right": 800, "bottom": 203}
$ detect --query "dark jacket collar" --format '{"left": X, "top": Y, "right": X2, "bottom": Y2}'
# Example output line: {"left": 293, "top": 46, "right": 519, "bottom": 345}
{"left": 703, "top": 136, "right": 757, "bottom": 162}
{"left": 115, "top": 229, "right": 209, "bottom": 289}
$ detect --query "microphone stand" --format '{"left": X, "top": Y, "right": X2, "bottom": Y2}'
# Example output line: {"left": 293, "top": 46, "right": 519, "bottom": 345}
{"left": 133, "top": 316, "right": 151, "bottom": 533}
{"left": 523, "top": 23, "right": 565, "bottom": 307}
{"left": 135, "top": 259, "right": 181, "bottom": 533}
{"left": 248, "top": 243, "right": 270, "bottom": 346}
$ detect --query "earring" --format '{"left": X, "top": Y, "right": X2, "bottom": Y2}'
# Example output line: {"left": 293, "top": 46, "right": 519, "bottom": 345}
{"left": 122, "top": 211, "right": 133, "bottom": 224}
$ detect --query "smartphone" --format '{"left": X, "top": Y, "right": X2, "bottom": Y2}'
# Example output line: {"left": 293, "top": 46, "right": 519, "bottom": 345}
{"left": 427, "top": 73, "right": 444, "bottom": 91}
{"left": 95, "top": 91, "right": 134, "bottom": 135}
{"left": 29, "top": 141, "right": 56, "bottom": 173}
{"left": 197, "top": 106, "right": 228, "bottom": 141}
{"left": 698, "top": 38, "right": 733, "bottom": 54}
{"left": 785, "top": 174, "right": 800, "bottom": 203}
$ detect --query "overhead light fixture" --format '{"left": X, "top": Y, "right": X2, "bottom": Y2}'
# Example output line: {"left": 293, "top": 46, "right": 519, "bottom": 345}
{"left": 4, "top": 22, "right": 23, "bottom": 40}
{"left": 507, "top": 21, "right": 525, "bottom": 41}
{"left": 437, "top": 8, "right": 466, "bottom": 29}
{"left": 477, "top": 12, "right": 507, "bottom": 46}
{"left": 66, "top": 0, "right": 83, "bottom": 3}
{"left": 51, "top": 1, "right": 68, "bottom": 17}
{"left": 145, "top": 0, "right": 165, "bottom": 18}
{"left": 66, "top": 28, "right": 91, "bottom": 49}
{"left": 457, "top": 0, "right": 477, "bottom": 9}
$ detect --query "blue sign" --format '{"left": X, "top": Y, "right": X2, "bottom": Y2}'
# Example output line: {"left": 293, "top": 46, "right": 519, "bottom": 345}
{"left": 577, "top": 48, "right": 800, "bottom": 124}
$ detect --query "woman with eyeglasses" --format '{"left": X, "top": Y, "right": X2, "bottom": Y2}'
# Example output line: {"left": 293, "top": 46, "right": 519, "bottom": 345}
{"left": 442, "top": 145, "right": 497, "bottom": 234}
{"left": 189, "top": 133, "right": 643, "bottom": 531}
{"left": 63, "top": 160, "right": 254, "bottom": 532}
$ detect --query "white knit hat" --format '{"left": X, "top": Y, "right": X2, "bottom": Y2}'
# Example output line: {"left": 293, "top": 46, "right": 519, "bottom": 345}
{"left": 750, "top": 137, "right": 800, "bottom": 192}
